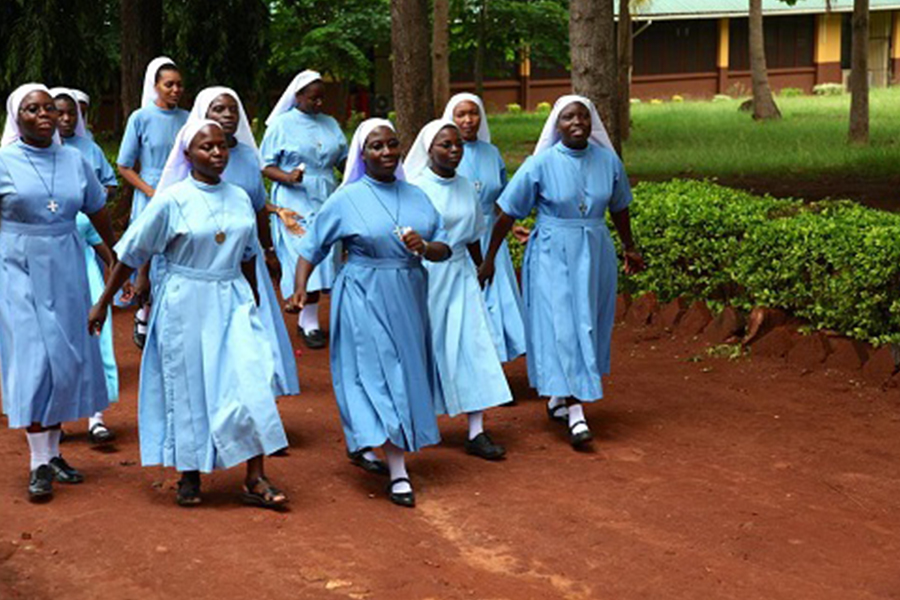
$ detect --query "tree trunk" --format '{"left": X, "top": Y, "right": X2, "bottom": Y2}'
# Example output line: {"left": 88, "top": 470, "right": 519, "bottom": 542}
{"left": 848, "top": 0, "right": 869, "bottom": 144}
{"left": 617, "top": 0, "right": 633, "bottom": 143}
{"left": 391, "top": 0, "right": 434, "bottom": 151}
{"left": 570, "top": 0, "right": 620, "bottom": 152}
{"left": 748, "top": 0, "right": 781, "bottom": 120}
{"left": 120, "top": 0, "right": 162, "bottom": 123}
{"left": 474, "top": 0, "right": 487, "bottom": 97}
{"left": 432, "top": 0, "right": 451, "bottom": 115}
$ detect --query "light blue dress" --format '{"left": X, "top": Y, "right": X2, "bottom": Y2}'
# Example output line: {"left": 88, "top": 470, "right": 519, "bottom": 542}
{"left": 0, "top": 141, "right": 109, "bottom": 428}
{"left": 458, "top": 140, "right": 526, "bottom": 362}
{"left": 223, "top": 143, "right": 300, "bottom": 397}
{"left": 411, "top": 169, "right": 512, "bottom": 416}
{"left": 76, "top": 213, "right": 119, "bottom": 403}
{"left": 260, "top": 109, "right": 348, "bottom": 297}
{"left": 298, "top": 176, "right": 448, "bottom": 453}
{"left": 117, "top": 104, "right": 189, "bottom": 222}
{"left": 115, "top": 176, "right": 288, "bottom": 472}
{"left": 497, "top": 141, "right": 632, "bottom": 402}
{"left": 64, "top": 134, "right": 120, "bottom": 403}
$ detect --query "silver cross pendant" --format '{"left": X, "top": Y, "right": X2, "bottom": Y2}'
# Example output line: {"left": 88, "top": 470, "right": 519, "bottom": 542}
{"left": 47, "top": 200, "right": 59, "bottom": 213}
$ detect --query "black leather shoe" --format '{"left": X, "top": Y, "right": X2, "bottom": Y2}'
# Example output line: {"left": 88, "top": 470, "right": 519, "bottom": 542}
{"left": 28, "top": 465, "right": 54, "bottom": 501}
{"left": 547, "top": 403, "right": 568, "bottom": 424}
{"left": 49, "top": 456, "right": 84, "bottom": 484}
{"left": 569, "top": 420, "right": 594, "bottom": 448}
{"left": 387, "top": 477, "right": 415, "bottom": 508}
{"left": 298, "top": 327, "right": 327, "bottom": 349}
{"left": 88, "top": 422, "right": 116, "bottom": 446}
{"left": 348, "top": 448, "right": 389, "bottom": 475}
{"left": 176, "top": 472, "right": 202, "bottom": 506}
{"left": 465, "top": 432, "right": 507, "bottom": 461}
{"left": 133, "top": 313, "right": 148, "bottom": 350}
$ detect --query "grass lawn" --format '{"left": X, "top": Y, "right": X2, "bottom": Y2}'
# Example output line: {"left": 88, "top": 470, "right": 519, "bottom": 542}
{"left": 489, "top": 87, "right": 900, "bottom": 181}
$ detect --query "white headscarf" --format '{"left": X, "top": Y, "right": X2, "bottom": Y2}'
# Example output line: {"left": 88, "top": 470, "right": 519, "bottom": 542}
{"left": 141, "top": 56, "right": 177, "bottom": 109}
{"left": 442, "top": 93, "right": 490, "bottom": 144}
{"left": 156, "top": 119, "right": 223, "bottom": 194}
{"left": 189, "top": 86, "right": 260, "bottom": 168}
{"left": 2, "top": 83, "right": 62, "bottom": 147}
{"left": 71, "top": 89, "right": 90, "bottom": 106}
{"left": 403, "top": 119, "right": 460, "bottom": 181}
{"left": 340, "top": 118, "right": 405, "bottom": 189}
{"left": 48, "top": 87, "right": 88, "bottom": 138}
{"left": 265, "top": 70, "right": 322, "bottom": 127}
{"left": 533, "top": 94, "right": 613, "bottom": 156}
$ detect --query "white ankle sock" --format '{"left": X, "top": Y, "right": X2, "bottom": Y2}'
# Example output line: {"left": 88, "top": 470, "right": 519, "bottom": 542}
{"left": 48, "top": 429, "right": 62, "bottom": 458}
{"left": 567, "top": 403, "right": 589, "bottom": 435}
{"left": 88, "top": 412, "right": 105, "bottom": 429}
{"left": 299, "top": 303, "right": 320, "bottom": 332}
{"left": 26, "top": 431, "right": 52, "bottom": 470}
{"left": 383, "top": 442, "right": 411, "bottom": 493}
{"left": 548, "top": 395, "right": 569, "bottom": 414}
{"left": 136, "top": 306, "right": 149, "bottom": 334}
{"left": 467, "top": 411, "right": 485, "bottom": 440}
{"left": 361, "top": 449, "right": 379, "bottom": 462}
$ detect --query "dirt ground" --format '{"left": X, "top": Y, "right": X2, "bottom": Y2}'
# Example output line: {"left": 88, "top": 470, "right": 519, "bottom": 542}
{"left": 1, "top": 300, "right": 899, "bottom": 600}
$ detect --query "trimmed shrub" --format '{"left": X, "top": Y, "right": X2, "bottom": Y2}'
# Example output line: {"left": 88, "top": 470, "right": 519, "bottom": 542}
{"left": 779, "top": 87, "right": 804, "bottom": 97}
{"left": 535, "top": 101, "right": 552, "bottom": 113}
{"left": 506, "top": 103, "right": 522, "bottom": 114}
{"left": 671, "top": 94, "right": 685, "bottom": 103}
{"left": 813, "top": 83, "right": 844, "bottom": 96}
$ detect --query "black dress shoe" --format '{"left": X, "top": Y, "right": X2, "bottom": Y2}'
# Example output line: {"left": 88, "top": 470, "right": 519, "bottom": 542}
{"left": 133, "top": 314, "right": 147, "bottom": 350}
{"left": 49, "top": 456, "right": 84, "bottom": 484}
{"left": 28, "top": 465, "right": 54, "bottom": 501}
{"left": 88, "top": 422, "right": 116, "bottom": 446}
{"left": 298, "top": 327, "right": 327, "bottom": 349}
{"left": 387, "top": 477, "right": 415, "bottom": 508}
{"left": 176, "top": 472, "right": 202, "bottom": 506}
{"left": 465, "top": 432, "right": 507, "bottom": 461}
{"left": 547, "top": 403, "right": 568, "bottom": 424}
{"left": 348, "top": 448, "right": 389, "bottom": 475}
{"left": 569, "top": 421, "right": 594, "bottom": 448}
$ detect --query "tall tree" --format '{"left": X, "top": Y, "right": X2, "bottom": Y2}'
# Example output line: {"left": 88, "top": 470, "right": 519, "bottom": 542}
{"left": 433, "top": 0, "right": 451, "bottom": 114}
{"left": 570, "top": 0, "right": 619, "bottom": 151}
{"left": 848, "top": 0, "right": 869, "bottom": 144}
{"left": 120, "top": 0, "right": 163, "bottom": 119}
{"left": 748, "top": 0, "right": 781, "bottom": 120}
{"left": 390, "top": 0, "right": 434, "bottom": 151}
{"left": 617, "top": 0, "right": 633, "bottom": 142}
{"left": 474, "top": 0, "right": 488, "bottom": 96}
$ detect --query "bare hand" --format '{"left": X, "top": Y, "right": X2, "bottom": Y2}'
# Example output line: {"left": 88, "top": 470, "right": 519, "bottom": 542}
{"left": 277, "top": 208, "right": 305, "bottom": 236}
{"left": 623, "top": 249, "right": 646, "bottom": 275}
{"left": 88, "top": 303, "right": 107, "bottom": 335}
{"left": 512, "top": 225, "right": 531, "bottom": 244}
{"left": 401, "top": 229, "right": 426, "bottom": 255}
{"left": 478, "top": 258, "right": 496, "bottom": 287}
{"left": 120, "top": 281, "right": 136, "bottom": 304}
{"left": 284, "top": 290, "right": 308, "bottom": 314}
{"left": 134, "top": 271, "right": 151, "bottom": 306}
{"left": 287, "top": 168, "right": 304, "bottom": 185}
{"left": 264, "top": 251, "right": 282, "bottom": 280}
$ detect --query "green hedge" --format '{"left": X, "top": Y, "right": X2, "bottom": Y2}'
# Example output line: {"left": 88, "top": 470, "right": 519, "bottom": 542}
{"left": 507, "top": 179, "right": 900, "bottom": 345}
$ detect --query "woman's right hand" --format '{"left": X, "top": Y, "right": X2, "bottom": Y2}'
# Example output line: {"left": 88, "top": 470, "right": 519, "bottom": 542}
{"left": 477, "top": 258, "right": 496, "bottom": 288}
{"left": 284, "top": 290, "right": 308, "bottom": 314}
{"left": 134, "top": 270, "right": 151, "bottom": 306}
{"left": 286, "top": 168, "right": 304, "bottom": 185}
{"left": 277, "top": 208, "right": 306, "bottom": 236}
{"left": 88, "top": 302, "right": 107, "bottom": 335}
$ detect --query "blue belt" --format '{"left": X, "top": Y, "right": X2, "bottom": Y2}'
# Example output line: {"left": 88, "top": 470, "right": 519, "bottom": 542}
{"left": 536, "top": 215, "right": 607, "bottom": 229}
{"left": 346, "top": 254, "right": 422, "bottom": 270}
{"left": 167, "top": 263, "right": 241, "bottom": 281}
{"left": 1, "top": 221, "right": 76, "bottom": 236}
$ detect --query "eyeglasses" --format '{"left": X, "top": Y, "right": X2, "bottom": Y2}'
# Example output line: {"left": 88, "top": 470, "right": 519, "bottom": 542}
{"left": 19, "top": 103, "right": 59, "bottom": 116}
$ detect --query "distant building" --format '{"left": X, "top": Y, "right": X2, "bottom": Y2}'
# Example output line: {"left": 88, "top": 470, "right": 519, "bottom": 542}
{"left": 450, "top": 0, "right": 900, "bottom": 109}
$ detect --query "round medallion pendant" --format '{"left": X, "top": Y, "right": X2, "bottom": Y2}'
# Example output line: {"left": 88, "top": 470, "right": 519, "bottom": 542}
{"left": 215, "top": 231, "right": 226, "bottom": 244}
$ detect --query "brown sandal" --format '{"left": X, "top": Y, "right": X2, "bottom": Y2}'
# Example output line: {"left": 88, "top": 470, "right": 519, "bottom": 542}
{"left": 241, "top": 476, "right": 288, "bottom": 509}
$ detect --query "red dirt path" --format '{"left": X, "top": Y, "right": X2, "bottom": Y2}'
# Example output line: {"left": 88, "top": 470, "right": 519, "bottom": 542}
{"left": 1, "top": 301, "right": 899, "bottom": 600}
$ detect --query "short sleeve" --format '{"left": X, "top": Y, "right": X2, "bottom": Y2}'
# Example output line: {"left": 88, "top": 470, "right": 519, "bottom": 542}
{"left": 497, "top": 156, "right": 539, "bottom": 220}
{"left": 76, "top": 213, "right": 102, "bottom": 246}
{"left": 117, "top": 110, "right": 141, "bottom": 168}
{"left": 334, "top": 121, "right": 349, "bottom": 163}
{"left": 464, "top": 179, "right": 485, "bottom": 243}
{"left": 249, "top": 176, "right": 267, "bottom": 213}
{"left": 92, "top": 143, "right": 118, "bottom": 187}
{"left": 259, "top": 122, "right": 282, "bottom": 168}
{"left": 80, "top": 155, "right": 107, "bottom": 215}
{"left": 242, "top": 238, "right": 257, "bottom": 263}
{"left": 423, "top": 197, "right": 450, "bottom": 247}
{"left": 114, "top": 192, "right": 171, "bottom": 268}
{"left": 608, "top": 155, "right": 633, "bottom": 214}
{"left": 297, "top": 193, "right": 346, "bottom": 266}
{"left": 494, "top": 145, "right": 508, "bottom": 187}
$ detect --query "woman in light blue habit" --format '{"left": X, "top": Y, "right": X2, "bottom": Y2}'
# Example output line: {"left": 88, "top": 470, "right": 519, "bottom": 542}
{"left": 286, "top": 119, "right": 451, "bottom": 508}
{"left": 480, "top": 95, "right": 645, "bottom": 449}
{"left": 90, "top": 120, "right": 289, "bottom": 509}
{"left": 406, "top": 119, "right": 511, "bottom": 461}
{"left": 261, "top": 70, "right": 348, "bottom": 349}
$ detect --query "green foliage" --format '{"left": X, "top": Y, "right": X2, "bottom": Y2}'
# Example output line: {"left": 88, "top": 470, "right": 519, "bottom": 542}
{"left": 535, "top": 101, "right": 552, "bottom": 113}
{"left": 506, "top": 103, "right": 522, "bottom": 113}
{"left": 813, "top": 83, "right": 845, "bottom": 96}
{"left": 778, "top": 87, "right": 804, "bottom": 97}
{"left": 268, "top": 0, "right": 390, "bottom": 86}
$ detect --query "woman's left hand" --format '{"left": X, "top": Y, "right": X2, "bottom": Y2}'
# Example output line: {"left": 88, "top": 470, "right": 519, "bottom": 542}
{"left": 401, "top": 229, "right": 426, "bottom": 255}
{"left": 623, "top": 249, "right": 646, "bottom": 275}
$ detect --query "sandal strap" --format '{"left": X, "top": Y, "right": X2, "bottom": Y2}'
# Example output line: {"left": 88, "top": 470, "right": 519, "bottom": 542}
{"left": 247, "top": 477, "right": 284, "bottom": 500}
{"left": 550, "top": 404, "right": 567, "bottom": 416}
{"left": 89, "top": 422, "right": 109, "bottom": 433}
{"left": 389, "top": 477, "right": 412, "bottom": 492}
{"left": 568, "top": 420, "right": 588, "bottom": 432}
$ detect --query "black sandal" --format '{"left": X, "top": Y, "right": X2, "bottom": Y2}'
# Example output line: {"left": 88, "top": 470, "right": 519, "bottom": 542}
{"left": 547, "top": 403, "right": 568, "bottom": 424}
{"left": 176, "top": 473, "right": 202, "bottom": 506}
{"left": 387, "top": 477, "right": 415, "bottom": 508}
{"left": 241, "top": 476, "right": 289, "bottom": 509}
{"left": 348, "top": 448, "right": 389, "bottom": 475}
{"left": 133, "top": 314, "right": 148, "bottom": 349}
{"left": 88, "top": 422, "right": 116, "bottom": 446}
{"left": 569, "top": 420, "right": 593, "bottom": 448}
